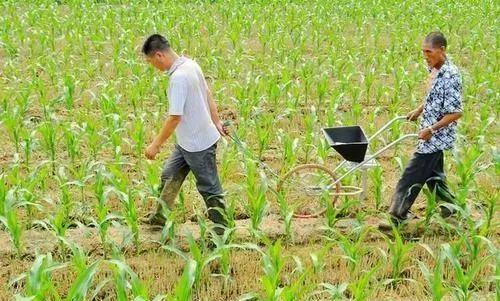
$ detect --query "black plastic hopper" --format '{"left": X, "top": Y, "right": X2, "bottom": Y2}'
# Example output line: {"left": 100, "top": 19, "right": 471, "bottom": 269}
{"left": 322, "top": 126, "right": 368, "bottom": 163}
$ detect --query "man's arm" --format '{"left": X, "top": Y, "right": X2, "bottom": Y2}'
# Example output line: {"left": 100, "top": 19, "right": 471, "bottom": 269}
{"left": 407, "top": 103, "right": 425, "bottom": 121}
{"left": 418, "top": 112, "right": 462, "bottom": 140}
{"left": 431, "top": 112, "right": 462, "bottom": 131}
{"left": 145, "top": 115, "right": 181, "bottom": 160}
{"left": 206, "top": 87, "right": 228, "bottom": 136}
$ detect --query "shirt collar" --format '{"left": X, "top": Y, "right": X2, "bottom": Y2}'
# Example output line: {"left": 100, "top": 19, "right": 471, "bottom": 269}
{"left": 167, "top": 56, "right": 187, "bottom": 76}
{"left": 429, "top": 58, "right": 450, "bottom": 76}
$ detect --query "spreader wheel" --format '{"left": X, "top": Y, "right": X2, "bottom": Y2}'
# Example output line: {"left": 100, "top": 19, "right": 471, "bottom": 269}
{"left": 277, "top": 164, "right": 341, "bottom": 218}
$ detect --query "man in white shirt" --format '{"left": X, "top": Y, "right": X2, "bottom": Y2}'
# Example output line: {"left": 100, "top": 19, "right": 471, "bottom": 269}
{"left": 141, "top": 34, "right": 227, "bottom": 234}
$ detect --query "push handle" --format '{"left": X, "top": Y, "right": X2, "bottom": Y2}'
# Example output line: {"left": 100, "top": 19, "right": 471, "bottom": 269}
{"left": 367, "top": 115, "right": 417, "bottom": 142}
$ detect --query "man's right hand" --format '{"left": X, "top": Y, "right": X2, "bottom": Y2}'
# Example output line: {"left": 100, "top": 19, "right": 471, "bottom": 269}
{"left": 145, "top": 143, "right": 160, "bottom": 160}
{"left": 215, "top": 120, "right": 229, "bottom": 136}
{"left": 407, "top": 109, "right": 421, "bottom": 121}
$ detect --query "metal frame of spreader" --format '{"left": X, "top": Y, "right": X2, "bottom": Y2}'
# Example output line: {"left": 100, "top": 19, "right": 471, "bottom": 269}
{"left": 323, "top": 116, "right": 418, "bottom": 199}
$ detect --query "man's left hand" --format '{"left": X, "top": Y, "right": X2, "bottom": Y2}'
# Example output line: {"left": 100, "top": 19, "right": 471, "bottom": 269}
{"left": 145, "top": 143, "right": 160, "bottom": 160}
{"left": 418, "top": 128, "right": 433, "bottom": 141}
{"left": 215, "top": 121, "right": 229, "bottom": 136}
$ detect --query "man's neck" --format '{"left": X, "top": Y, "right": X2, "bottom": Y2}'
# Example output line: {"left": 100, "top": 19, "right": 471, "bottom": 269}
{"left": 165, "top": 51, "right": 180, "bottom": 72}
{"left": 434, "top": 57, "right": 446, "bottom": 70}
{"left": 171, "top": 52, "right": 180, "bottom": 63}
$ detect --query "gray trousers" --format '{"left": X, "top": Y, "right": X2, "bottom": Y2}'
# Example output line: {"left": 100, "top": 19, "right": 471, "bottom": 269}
{"left": 155, "top": 143, "right": 226, "bottom": 231}
{"left": 389, "top": 151, "right": 456, "bottom": 220}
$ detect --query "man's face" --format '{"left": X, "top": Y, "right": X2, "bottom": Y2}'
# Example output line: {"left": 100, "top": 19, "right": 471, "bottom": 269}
{"left": 422, "top": 41, "right": 445, "bottom": 68}
{"left": 145, "top": 51, "right": 168, "bottom": 71}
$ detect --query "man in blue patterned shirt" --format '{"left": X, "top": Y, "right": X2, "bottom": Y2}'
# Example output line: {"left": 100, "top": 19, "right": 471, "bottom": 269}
{"left": 382, "top": 32, "right": 463, "bottom": 228}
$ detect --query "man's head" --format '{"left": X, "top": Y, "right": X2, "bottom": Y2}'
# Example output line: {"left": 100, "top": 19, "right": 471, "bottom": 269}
{"left": 422, "top": 32, "right": 447, "bottom": 69}
{"left": 142, "top": 34, "right": 176, "bottom": 71}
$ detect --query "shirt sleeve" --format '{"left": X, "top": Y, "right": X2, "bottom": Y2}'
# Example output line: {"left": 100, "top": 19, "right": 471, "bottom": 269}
{"left": 442, "top": 73, "right": 463, "bottom": 114}
{"left": 168, "top": 76, "right": 188, "bottom": 116}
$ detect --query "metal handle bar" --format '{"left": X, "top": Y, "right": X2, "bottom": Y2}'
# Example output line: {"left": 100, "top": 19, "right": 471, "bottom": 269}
{"left": 367, "top": 115, "right": 410, "bottom": 142}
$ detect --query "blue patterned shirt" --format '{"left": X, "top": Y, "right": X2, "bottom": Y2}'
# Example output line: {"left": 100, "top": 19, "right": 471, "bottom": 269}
{"left": 416, "top": 59, "right": 463, "bottom": 154}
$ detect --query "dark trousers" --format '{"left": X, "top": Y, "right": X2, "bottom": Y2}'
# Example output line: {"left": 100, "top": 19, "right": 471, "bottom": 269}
{"left": 154, "top": 143, "right": 227, "bottom": 232}
{"left": 389, "top": 151, "right": 456, "bottom": 219}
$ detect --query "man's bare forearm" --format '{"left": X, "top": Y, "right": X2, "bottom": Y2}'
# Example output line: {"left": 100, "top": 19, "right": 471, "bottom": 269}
{"left": 415, "top": 103, "right": 424, "bottom": 114}
{"left": 151, "top": 115, "right": 181, "bottom": 147}
{"left": 207, "top": 88, "right": 221, "bottom": 124}
{"left": 430, "top": 112, "right": 462, "bottom": 131}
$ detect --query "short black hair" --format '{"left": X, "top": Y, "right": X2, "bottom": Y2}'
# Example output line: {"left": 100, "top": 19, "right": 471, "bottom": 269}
{"left": 142, "top": 34, "right": 170, "bottom": 55}
{"left": 425, "top": 31, "right": 447, "bottom": 49}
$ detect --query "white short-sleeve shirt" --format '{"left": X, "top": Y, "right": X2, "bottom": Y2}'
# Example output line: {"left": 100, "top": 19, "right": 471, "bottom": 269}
{"left": 167, "top": 56, "right": 220, "bottom": 152}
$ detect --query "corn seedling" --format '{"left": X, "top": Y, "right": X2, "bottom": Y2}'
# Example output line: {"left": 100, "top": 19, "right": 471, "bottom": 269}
{"left": 244, "top": 160, "right": 269, "bottom": 237}
{"left": 38, "top": 121, "right": 58, "bottom": 173}
{"left": 384, "top": 226, "right": 415, "bottom": 284}
{"left": 108, "top": 259, "right": 150, "bottom": 301}
{"left": 329, "top": 227, "right": 371, "bottom": 273}
{"left": 442, "top": 242, "right": 491, "bottom": 301}
{"left": 10, "top": 253, "right": 68, "bottom": 300}
{"left": 418, "top": 244, "right": 448, "bottom": 301}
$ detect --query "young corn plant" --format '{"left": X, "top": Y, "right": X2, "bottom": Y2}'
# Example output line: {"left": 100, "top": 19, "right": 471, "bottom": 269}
{"left": 370, "top": 165, "right": 384, "bottom": 210}
{"left": 63, "top": 123, "right": 82, "bottom": 165}
{"left": 280, "top": 271, "right": 312, "bottom": 301}
{"left": 454, "top": 143, "right": 486, "bottom": 209}
{"left": 131, "top": 114, "right": 147, "bottom": 163}
{"left": 418, "top": 244, "right": 448, "bottom": 301}
{"left": 328, "top": 227, "right": 371, "bottom": 273}
{"left": 313, "top": 282, "right": 348, "bottom": 300}
{"left": 20, "top": 128, "right": 36, "bottom": 170}
{"left": 144, "top": 160, "right": 161, "bottom": 197}
{"left": 0, "top": 187, "right": 37, "bottom": 257}
{"left": 117, "top": 188, "right": 140, "bottom": 251}
{"left": 260, "top": 239, "right": 285, "bottom": 301}
{"left": 165, "top": 259, "right": 198, "bottom": 301}
{"left": 91, "top": 170, "right": 121, "bottom": 255}
{"left": 302, "top": 106, "right": 317, "bottom": 163}
{"left": 104, "top": 113, "right": 126, "bottom": 162}
{"left": 64, "top": 260, "right": 102, "bottom": 301}
{"left": 38, "top": 121, "right": 58, "bottom": 173}
{"left": 3, "top": 107, "right": 23, "bottom": 153}
{"left": 348, "top": 262, "right": 382, "bottom": 301}
{"left": 82, "top": 121, "right": 103, "bottom": 161}
{"left": 310, "top": 243, "right": 333, "bottom": 275}
{"left": 207, "top": 227, "right": 236, "bottom": 285}
{"left": 163, "top": 235, "right": 220, "bottom": 290}
{"left": 275, "top": 191, "right": 294, "bottom": 242}
{"left": 278, "top": 130, "right": 299, "bottom": 171}
{"left": 442, "top": 242, "right": 491, "bottom": 301}
{"left": 62, "top": 74, "right": 76, "bottom": 109}
{"left": 244, "top": 159, "right": 269, "bottom": 237}
{"left": 322, "top": 199, "right": 360, "bottom": 235}
{"left": 253, "top": 116, "right": 271, "bottom": 159}
{"left": 108, "top": 167, "right": 140, "bottom": 250}
{"left": 421, "top": 180, "right": 441, "bottom": 229}
{"left": 10, "top": 253, "right": 68, "bottom": 300}
{"left": 159, "top": 208, "right": 177, "bottom": 246}
{"left": 34, "top": 201, "right": 71, "bottom": 255}
{"left": 384, "top": 226, "right": 416, "bottom": 284}
{"left": 479, "top": 189, "right": 498, "bottom": 236}
{"left": 108, "top": 259, "right": 150, "bottom": 301}
{"left": 0, "top": 176, "right": 6, "bottom": 217}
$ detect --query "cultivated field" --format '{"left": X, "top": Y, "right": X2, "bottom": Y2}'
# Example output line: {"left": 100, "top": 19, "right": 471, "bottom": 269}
{"left": 0, "top": 0, "right": 498, "bottom": 300}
